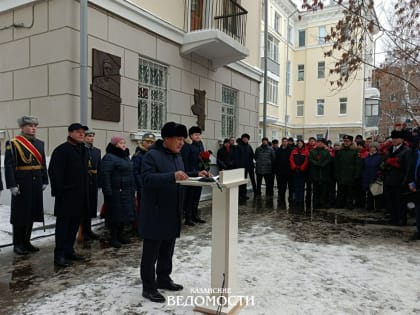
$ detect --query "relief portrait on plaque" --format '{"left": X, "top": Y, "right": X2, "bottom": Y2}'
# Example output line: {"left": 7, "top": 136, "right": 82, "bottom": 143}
{"left": 91, "top": 49, "right": 121, "bottom": 122}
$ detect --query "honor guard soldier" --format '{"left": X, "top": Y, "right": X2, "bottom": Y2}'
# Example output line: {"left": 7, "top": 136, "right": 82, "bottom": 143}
{"left": 78, "top": 129, "right": 101, "bottom": 241}
{"left": 4, "top": 116, "right": 48, "bottom": 255}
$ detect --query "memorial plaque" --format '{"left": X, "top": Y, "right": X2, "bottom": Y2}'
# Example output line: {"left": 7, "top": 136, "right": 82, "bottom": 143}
{"left": 91, "top": 49, "right": 121, "bottom": 122}
{"left": 191, "top": 89, "right": 206, "bottom": 130}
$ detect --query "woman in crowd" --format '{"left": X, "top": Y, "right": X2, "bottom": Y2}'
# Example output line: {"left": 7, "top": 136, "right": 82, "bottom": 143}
{"left": 101, "top": 136, "right": 136, "bottom": 248}
{"left": 289, "top": 139, "right": 309, "bottom": 210}
{"left": 362, "top": 142, "right": 383, "bottom": 210}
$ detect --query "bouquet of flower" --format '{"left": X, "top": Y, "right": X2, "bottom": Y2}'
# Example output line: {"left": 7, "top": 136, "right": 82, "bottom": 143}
{"left": 380, "top": 157, "right": 401, "bottom": 172}
{"left": 198, "top": 151, "right": 211, "bottom": 171}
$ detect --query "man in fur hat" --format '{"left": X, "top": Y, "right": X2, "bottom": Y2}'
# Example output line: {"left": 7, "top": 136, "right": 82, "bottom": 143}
{"left": 139, "top": 122, "right": 209, "bottom": 303}
{"left": 4, "top": 116, "right": 48, "bottom": 255}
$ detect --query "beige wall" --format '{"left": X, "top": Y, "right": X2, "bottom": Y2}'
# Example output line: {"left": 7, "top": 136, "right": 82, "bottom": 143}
{"left": 0, "top": 0, "right": 260, "bottom": 154}
{"left": 129, "top": 0, "right": 185, "bottom": 30}
{"left": 242, "top": 0, "right": 261, "bottom": 68}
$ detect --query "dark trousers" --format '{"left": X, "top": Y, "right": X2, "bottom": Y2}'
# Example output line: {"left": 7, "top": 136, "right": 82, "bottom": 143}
{"left": 12, "top": 224, "right": 32, "bottom": 247}
{"left": 276, "top": 173, "right": 293, "bottom": 203}
{"left": 305, "top": 177, "right": 312, "bottom": 207}
{"left": 184, "top": 186, "right": 202, "bottom": 221}
{"left": 312, "top": 180, "right": 329, "bottom": 208}
{"left": 54, "top": 216, "right": 81, "bottom": 259}
{"left": 239, "top": 168, "right": 257, "bottom": 197}
{"left": 415, "top": 204, "right": 420, "bottom": 233}
{"left": 337, "top": 184, "right": 355, "bottom": 208}
{"left": 293, "top": 172, "right": 306, "bottom": 203}
{"left": 141, "top": 238, "right": 176, "bottom": 291}
{"left": 256, "top": 173, "right": 274, "bottom": 196}
{"left": 384, "top": 185, "right": 406, "bottom": 224}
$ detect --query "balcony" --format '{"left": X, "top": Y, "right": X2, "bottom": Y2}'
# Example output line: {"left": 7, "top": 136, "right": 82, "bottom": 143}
{"left": 181, "top": 0, "right": 249, "bottom": 68}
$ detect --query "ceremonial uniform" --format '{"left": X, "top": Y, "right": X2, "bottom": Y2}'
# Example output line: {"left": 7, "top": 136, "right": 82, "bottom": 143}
{"left": 4, "top": 116, "right": 48, "bottom": 255}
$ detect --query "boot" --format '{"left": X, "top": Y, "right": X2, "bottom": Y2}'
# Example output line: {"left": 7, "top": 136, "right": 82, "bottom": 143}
{"left": 24, "top": 224, "right": 39, "bottom": 252}
{"left": 110, "top": 226, "right": 121, "bottom": 248}
{"left": 13, "top": 225, "right": 28, "bottom": 255}
{"left": 83, "top": 219, "right": 99, "bottom": 241}
{"left": 117, "top": 225, "right": 130, "bottom": 244}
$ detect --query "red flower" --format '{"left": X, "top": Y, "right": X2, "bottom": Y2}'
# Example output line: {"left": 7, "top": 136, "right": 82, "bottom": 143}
{"left": 385, "top": 157, "right": 400, "bottom": 169}
{"left": 200, "top": 151, "right": 211, "bottom": 161}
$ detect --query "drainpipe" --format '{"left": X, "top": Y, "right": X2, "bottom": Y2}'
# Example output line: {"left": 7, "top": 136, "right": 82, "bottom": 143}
{"left": 80, "top": 0, "right": 88, "bottom": 126}
{"left": 262, "top": 0, "right": 268, "bottom": 138}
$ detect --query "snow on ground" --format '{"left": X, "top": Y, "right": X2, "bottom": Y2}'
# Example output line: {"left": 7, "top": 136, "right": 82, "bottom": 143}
{"left": 1, "top": 201, "right": 419, "bottom": 315}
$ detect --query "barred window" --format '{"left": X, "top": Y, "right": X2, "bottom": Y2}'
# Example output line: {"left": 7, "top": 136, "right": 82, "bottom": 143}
{"left": 222, "top": 86, "right": 238, "bottom": 138}
{"left": 138, "top": 57, "right": 167, "bottom": 131}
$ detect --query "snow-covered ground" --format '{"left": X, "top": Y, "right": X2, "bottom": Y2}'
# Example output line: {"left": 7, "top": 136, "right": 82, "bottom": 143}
{"left": 1, "top": 203, "right": 420, "bottom": 314}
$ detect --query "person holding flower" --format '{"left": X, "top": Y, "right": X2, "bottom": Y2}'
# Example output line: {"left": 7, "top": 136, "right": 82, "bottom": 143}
{"left": 382, "top": 130, "right": 411, "bottom": 225}
{"left": 181, "top": 126, "right": 206, "bottom": 226}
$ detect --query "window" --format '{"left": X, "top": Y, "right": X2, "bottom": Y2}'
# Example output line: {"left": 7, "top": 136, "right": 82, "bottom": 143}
{"left": 366, "top": 103, "right": 379, "bottom": 116}
{"left": 318, "top": 61, "right": 325, "bottom": 79}
{"left": 298, "top": 30, "right": 305, "bottom": 47}
{"left": 267, "top": 78, "right": 278, "bottom": 104}
{"left": 316, "top": 133, "right": 324, "bottom": 140}
{"left": 272, "top": 130, "right": 278, "bottom": 140}
{"left": 339, "top": 97, "right": 347, "bottom": 114}
{"left": 267, "top": 35, "right": 279, "bottom": 62}
{"left": 296, "top": 101, "right": 304, "bottom": 117}
{"left": 138, "top": 57, "right": 167, "bottom": 130}
{"left": 339, "top": 133, "right": 345, "bottom": 141}
{"left": 286, "top": 61, "right": 292, "bottom": 96}
{"left": 317, "top": 99, "right": 325, "bottom": 116}
{"left": 222, "top": 86, "right": 238, "bottom": 138}
{"left": 297, "top": 64, "right": 304, "bottom": 81}
{"left": 318, "top": 25, "right": 327, "bottom": 44}
{"left": 274, "top": 12, "right": 281, "bottom": 33}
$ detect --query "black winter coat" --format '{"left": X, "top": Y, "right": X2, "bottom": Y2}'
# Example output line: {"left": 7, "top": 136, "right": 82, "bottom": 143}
{"left": 48, "top": 139, "right": 89, "bottom": 218}
{"left": 273, "top": 146, "right": 292, "bottom": 175}
{"left": 181, "top": 140, "right": 204, "bottom": 172}
{"left": 4, "top": 136, "right": 48, "bottom": 225}
{"left": 101, "top": 144, "right": 136, "bottom": 225}
{"left": 86, "top": 144, "right": 101, "bottom": 218}
{"left": 383, "top": 144, "right": 411, "bottom": 187}
{"left": 139, "top": 140, "right": 198, "bottom": 240}
{"left": 234, "top": 141, "right": 255, "bottom": 171}
{"left": 132, "top": 145, "right": 148, "bottom": 193}
{"left": 255, "top": 144, "right": 275, "bottom": 175}
{"left": 217, "top": 146, "right": 234, "bottom": 170}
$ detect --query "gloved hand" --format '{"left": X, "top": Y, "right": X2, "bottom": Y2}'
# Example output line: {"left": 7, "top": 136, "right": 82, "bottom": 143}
{"left": 42, "top": 184, "right": 48, "bottom": 191}
{"left": 10, "top": 187, "right": 20, "bottom": 196}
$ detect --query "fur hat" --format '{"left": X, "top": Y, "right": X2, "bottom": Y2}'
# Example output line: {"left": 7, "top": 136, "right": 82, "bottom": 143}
{"left": 17, "top": 116, "right": 39, "bottom": 127}
{"left": 161, "top": 122, "right": 188, "bottom": 139}
{"left": 85, "top": 129, "right": 95, "bottom": 136}
{"left": 390, "top": 130, "right": 404, "bottom": 139}
{"left": 111, "top": 135, "right": 125, "bottom": 145}
{"left": 188, "top": 126, "right": 202, "bottom": 136}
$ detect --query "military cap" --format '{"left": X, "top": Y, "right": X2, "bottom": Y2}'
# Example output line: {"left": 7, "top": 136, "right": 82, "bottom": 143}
{"left": 142, "top": 132, "right": 156, "bottom": 142}
{"left": 17, "top": 116, "right": 38, "bottom": 127}
{"left": 317, "top": 137, "right": 328, "bottom": 145}
{"left": 342, "top": 135, "right": 353, "bottom": 141}
{"left": 161, "top": 122, "right": 187, "bottom": 138}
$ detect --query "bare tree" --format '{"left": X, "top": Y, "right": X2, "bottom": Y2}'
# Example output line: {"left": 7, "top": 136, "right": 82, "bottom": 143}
{"left": 301, "top": 0, "right": 420, "bottom": 92}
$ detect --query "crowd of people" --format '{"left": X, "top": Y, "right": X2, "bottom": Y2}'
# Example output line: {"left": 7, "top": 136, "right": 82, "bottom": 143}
{"left": 2, "top": 115, "right": 420, "bottom": 304}
{"left": 217, "top": 128, "right": 420, "bottom": 242}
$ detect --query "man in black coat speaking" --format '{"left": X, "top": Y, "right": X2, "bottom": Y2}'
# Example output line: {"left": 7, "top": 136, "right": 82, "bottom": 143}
{"left": 48, "top": 123, "right": 89, "bottom": 267}
{"left": 139, "top": 122, "right": 209, "bottom": 303}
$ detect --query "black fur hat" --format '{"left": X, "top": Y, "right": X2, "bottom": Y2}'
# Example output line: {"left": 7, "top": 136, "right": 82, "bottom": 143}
{"left": 161, "top": 122, "right": 188, "bottom": 139}
{"left": 188, "top": 126, "right": 202, "bottom": 136}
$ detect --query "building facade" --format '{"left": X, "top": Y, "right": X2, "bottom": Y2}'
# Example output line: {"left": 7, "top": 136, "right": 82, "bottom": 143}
{"left": 0, "top": 0, "right": 262, "bottom": 154}
{"left": 259, "top": 0, "right": 379, "bottom": 142}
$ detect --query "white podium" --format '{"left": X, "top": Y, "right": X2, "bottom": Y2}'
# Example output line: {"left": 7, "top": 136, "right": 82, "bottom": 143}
{"left": 178, "top": 168, "right": 248, "bottom": 315}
